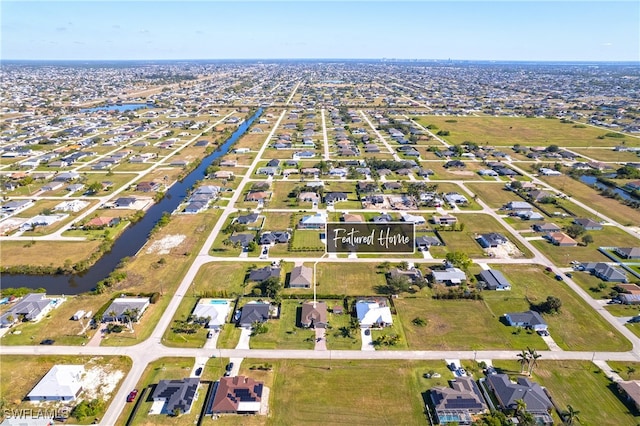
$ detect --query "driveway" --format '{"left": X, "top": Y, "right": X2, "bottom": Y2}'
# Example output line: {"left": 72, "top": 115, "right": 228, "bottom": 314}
{"left": 540, "top": 334, "right": 563, "bottom": 351}
{"left": 360, "top": 328, "right": 375, "bottom": 351}
{"left": 314, "top": 328, "right": 327, "bottom": 351}
{"left": 203, "top": 329, "right": 220, "bottom": 349}
{"left": 236, "top": 327, "right": 252, "bottom": 350}
{"left": 190, "top": 356, "right": 208, "bottom": 378}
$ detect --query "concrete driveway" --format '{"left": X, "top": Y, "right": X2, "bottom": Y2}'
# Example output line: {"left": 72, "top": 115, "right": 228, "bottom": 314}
{"left": 203, "top": 329, "right": 220, "bottom": 349}
{"left": 314, "top": 328, "right": 326, "bottom": 351}
{"left": 360, "top": 328, "right": 375, "bottom": 351}
{"left": 236, "top": 327, "right": 252, "bottom": 350}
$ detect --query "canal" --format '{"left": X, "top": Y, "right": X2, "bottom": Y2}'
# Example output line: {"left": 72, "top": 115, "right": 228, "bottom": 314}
{"left": 1, "top": 108, "right": 262, "bottom": 294}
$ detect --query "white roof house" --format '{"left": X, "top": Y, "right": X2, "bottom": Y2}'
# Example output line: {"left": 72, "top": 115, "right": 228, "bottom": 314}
{"left": 55, "top": 200, "right": 89, "bottom": 212}
{"left": 356, "top": 301, "right": 393, "bottom": 328}
{"left": 400, "top": 212, "right": 426, "bottom": 224}
{"left": 27, "top": 365, "right": 85, "bottom": 401}
{"left": 102, "top": 297, "right": 150, "bottom": 322}
{"left": 191, "top": 299, "right": 231, "bottom": 329}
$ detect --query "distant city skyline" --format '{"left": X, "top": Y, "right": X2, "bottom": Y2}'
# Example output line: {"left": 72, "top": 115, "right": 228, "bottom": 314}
{"left": 2, "top": 1, "right": 639, "bottom": 62}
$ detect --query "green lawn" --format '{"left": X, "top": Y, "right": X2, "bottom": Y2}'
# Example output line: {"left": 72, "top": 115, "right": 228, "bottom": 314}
{"left": 394, "top": 297, "right": 545, "bottom": 350}
{"left": 315, "top": 262, "right": 388, "bottom": 295}
{"left": 492, "top": 264, "right": 631, "bottom": 351}
{"left": 465, "top": 182, "right": 523, "bottom": 209}
{"left": 492, "top": 360, "right": 639, "bottom": 426}
{"left": 290, "top": 229, "right": 325, "bottom": 251}
{"left": 265, "top": 359, "right": 434, "bottom": 425}
{"left": 249, "top": 300, "right": 315, "bottom": 349}
{"left": 414, "top": 116, "right": 631, "bottom": 147}
{"left": 325, "top": 309, "right": 362, "bottom": 350}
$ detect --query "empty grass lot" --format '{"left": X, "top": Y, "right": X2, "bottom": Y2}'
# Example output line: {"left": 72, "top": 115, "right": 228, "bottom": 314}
{"left": 540, "top": 175, "right": 640, "bottom": 225}
{"left": 492, "top": 360, "right": 638, "bottom": 426}
{"left": 394, "top": 297, "right": 545, "bottom": 350}
{"left": 465, "top": 182, "right": 523, "bottom": 208}
{"left": 2, "top": 355, "right": 131, "bottom": 425}
{"left": 265, "top": 359, "right": 434, "bottom": 425}
{"left": 492, "top": 265, "right": 631, "bottom": 351}
{"left": 315, "top": 262, "right": 388, "bottom": 295}
{"left": 1, "top": 239, "right": 103, "bottom": 269}
{"left": 414, "top": 116, "right": 631, "bottom": 147}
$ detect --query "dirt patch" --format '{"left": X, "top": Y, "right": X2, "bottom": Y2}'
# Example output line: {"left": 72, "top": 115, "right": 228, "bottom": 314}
{"left": 145, "top": 234, "right": 186, "bottom": 255}
{"left": 448, "top": 170, "right": 475, "bottom": 176}
{"left": 81, "top": 361, "right": 124, "bottom": 400}
{"left": 485, "top": 242, "right": 524, "bottom": 259}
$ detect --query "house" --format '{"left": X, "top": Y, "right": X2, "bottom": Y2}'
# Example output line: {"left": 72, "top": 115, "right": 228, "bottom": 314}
{"left": 476, "top": 233, "right": 508, "bottom": 248}
{"left": 228, "top": 233, "right": 254, "bottom": 247}
{"left": 245, "top": 191, "right": 269, "bottom": 202}
{"left": 55, "top": 200, "right": 89, "bottom": 213}
{"left": 85, "top": 216, "right": 120, "bottom": 229}
{"left": 0, "top": 293, "right": 59, "bottom": 327}
{"left": 26, "top": 365, "right": 85, "bottom": 402}
{"left": 517, "top": 211, "right": 544, "bottom": 220}
{"left": 325, "top": 192, "right": 348, "bottom": 204}
{"left": 236, "top": 213, "right": 259, "bottom": 225}
{"left": 532, "top": 223, "right": 561, "bottom": 233}
{"left": 342, "top": 213, "right": 364, "bottom": 223}
{"left": 573, "top": 218, "right": 603, "bottom": 231}
{"left": 248, "top": 266, "right": 280, "bottom": 283}
{"left": 547, "top": 232, "right": 578, "bottom": 247}
{"left": 298, "top": 192, "right": 320, "bottom": 203}
{"left": 580, "top": 262, "right": 627, "bottom": 282}
{"left": 136, "top": 181, "right": 161, "bottom": 192}
{"left": 41, "top": 181, "right": 65, "bottom": 192}
{"left": 210, "top": 376, "right": 264, "bottom": 415}
{"left": 355, "top": 300, "right": 393, "bottom": 328}
{"left": 213, "top": 170, "right": 234, "bottom": 180}
{"left": 539, "top": 167, "right": 562, "bottom": 176}
{"left": 432, "top": 267, "right": 467, "bottom": 286}
{"left": 504, "top": 310, "right": 547, "bottom": 331}
{"left": 151, "top": 378, "right": 200, "bottom": 415}
{"left": 415, "top": 235, "right": 443, "bottom": 250}
{"left": 300, "top": 301, "right": 328, "bottom": 328}
{"left": 1, "top": 199, "right": 34, "bottom": 213}
{"left": 184, "top": 201, "right": 208, "bottom": 214}
{"left": 298, "top": 212, "right": 327, "bottom": 229}
{"left": 431, "top": 214, "right": 457, "bottom": 226}
{"left": 257, "top": 167, "right": 279, "bottom": 176}
{"left": 101, "top": 297, "right": 150, "bottom": 322}
{"left": 528, "top": 190, "right": 554, "bottom": 202}
{"left": 238, "top": 302, "right": 270, "bottom": 327}
{"left": 114, "top": 197, "right": 137, "bottom": 208}
{"left": 371, "top": 213, "right": 393, "bottom": 223}
{"left": 191, "top": 299, "right": 231, "bottom": 330}
{"left": 289, "top": 265, "right": 313, "bottom": 288}
{"left": 444, "top": 192, "right": 468, "bottom": 205}
{"left": 486, "top": 374, "right": 553, "bottom": 425}
{"left": 504, "top": 201, "right": 533, "bottom": 212}
{"left": 400, "top": 212, "right": 426, "bottom": 224}
{"left": 614, "top": 247, "right": 640, "bottom": 260}
{"left": 259, "top": 231, "right": 290, "bottom": 245}
{"left": 617, "top": 381, "right": 640, "bottom": 412}
{"left": 430, "top": 377, "right": 488, "bottom": 425}
{"left": 479, "top": 269, "right": 512, "bottom": 291}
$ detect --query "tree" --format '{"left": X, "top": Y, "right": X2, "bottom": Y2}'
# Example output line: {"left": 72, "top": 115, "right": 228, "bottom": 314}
{"left": 108, "top": 310, "right": 118, "bottom": 323}
{"left": 562, "top": 404, "right": 580, "bottom": 425}
{"left": 445, "top": 251, "right": 472, "bottom": 270}
{"left": 474, "top": 410, "right": 509, "bottom": 426}
{"left": 541, "top": 295, "right": 562, "bottom": 314}
{"left": 627, "top": 366, "right": 637, "bottom": 378}
{"left": 565, "top": 224, "right": 585, "bottom": 239}
{"left": 546, "top": 144, "right": 559, "bottom": 152}
{"left": 262, "top": 276, "right": 282, "bottom": 299}
{"left": 87, "top": 182, "right": 102, "bottom": 194}
{"left": 581, "top": 234, "right": 594, "bottom": 246}
{"left": 386, "top": 274, "right": 411, "bottom": 294}
{"left": 527, "top": 347, "right": 541, "bottom": 375}
{"left": 514, "top": 399, "right": 527, "bottom": 416}
{"left": 517, "top": 350, "right": 530, "bottom": 374}
{"left": 510, "top": 180, "right": 522, "bottom": 190}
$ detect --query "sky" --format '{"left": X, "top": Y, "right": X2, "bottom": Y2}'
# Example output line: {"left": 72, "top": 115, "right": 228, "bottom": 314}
{"left": 1, "top": 1, "right": 639, "bottom": 61}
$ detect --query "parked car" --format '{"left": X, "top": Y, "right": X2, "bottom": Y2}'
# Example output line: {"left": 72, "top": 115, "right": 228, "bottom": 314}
{"left": 565, "top": 272, "right": 572, "bottom": 278}
{"left": 537, "top": 329, "right": 550, "bottom": 336}
{"left": 364, "top": 329, "right": 370, "bottom": 336}
{"left": 195, "top": 367, "right": 202, "bottom": 376}
{"left": 226, "top": 362, "right": 234, "bottom": 372}
{"left": 555, "top": 274, "right": 563, "bottom": 281}
{"left": 40, "top": 339, "right": 55, "bottom": 345}
{"left": 628, "top": 316, "right": 640, "bottom": 324}
{"left": 126, "top": 389, "right": 138, "bottom": 402}
{"left": 207, "top": 331, "right": 213, "bottom": 339}
{"left": 545, "top": 266, "right": 553, "bottom": 272}
{"left": 448, "top": 362, "right": 457, "bottom": 371}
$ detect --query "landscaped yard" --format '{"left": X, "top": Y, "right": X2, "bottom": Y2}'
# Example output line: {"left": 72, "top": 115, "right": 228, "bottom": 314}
{"left": 492, "top": 264, "right": 631, "bottom": 351}
{"left": 249, "top": 300, "right": 315, "bottom": 349}
{"left": 492, "top": 360, "right": 639, "bottom": 426}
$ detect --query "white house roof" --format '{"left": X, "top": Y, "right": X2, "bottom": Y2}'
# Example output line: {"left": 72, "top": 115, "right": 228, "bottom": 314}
{"left": 192, "top": 299, "right": 231, "bottom": 328}
{"left": 300, "top": 212, "right": 327, "bottom": 225}
{"left": 27, "top": 365, "right": 84, "bottom": 401}
{"left": 356, "top": 301, "right": 393, "bottom": 326}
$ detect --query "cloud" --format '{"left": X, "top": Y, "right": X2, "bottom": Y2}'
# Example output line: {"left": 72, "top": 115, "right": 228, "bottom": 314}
{"left": 600, "top": 42, "right": 613, "bottom": 46}
{"left": 56, "top": 27, "right": 67, "bottom": 32}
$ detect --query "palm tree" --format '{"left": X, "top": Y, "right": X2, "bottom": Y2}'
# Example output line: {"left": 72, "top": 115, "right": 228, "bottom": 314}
{"left": 627, "top": 366, "right": 636, "bottom": 379}
{"left": 108, "top": 310, "right": 118, "bottom": 323}
{"left": 514, "top": 398, "right": 527, "bottom": 417}
{"left": 562, "top": 404, "right": 580, "bottom": 425}
{"left": 517, "top": 349, "right": 530, "bottom": 374}
{"left": 527, "top": 347, "right": 542, "bottom": 375}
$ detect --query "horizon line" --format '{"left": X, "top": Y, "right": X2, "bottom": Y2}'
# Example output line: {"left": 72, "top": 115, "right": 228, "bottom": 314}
{"left": 2, "top": 58, "right": 639, "bottom": 63}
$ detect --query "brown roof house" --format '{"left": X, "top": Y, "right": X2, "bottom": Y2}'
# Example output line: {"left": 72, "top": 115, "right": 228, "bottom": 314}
{"left": 547, "top": 232, "right": 578, "bottom": 247}
{"left": 289, "top": 265, "right": 313, "bottom": 288}
{"left": 210, "top": 376, "right": 265, "bottom": 415}
{"left": 300, "top": 301, "right": 328, "bottom": 328}
{"left": 618, "top": 380, "right": 640, "bottom": 412}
